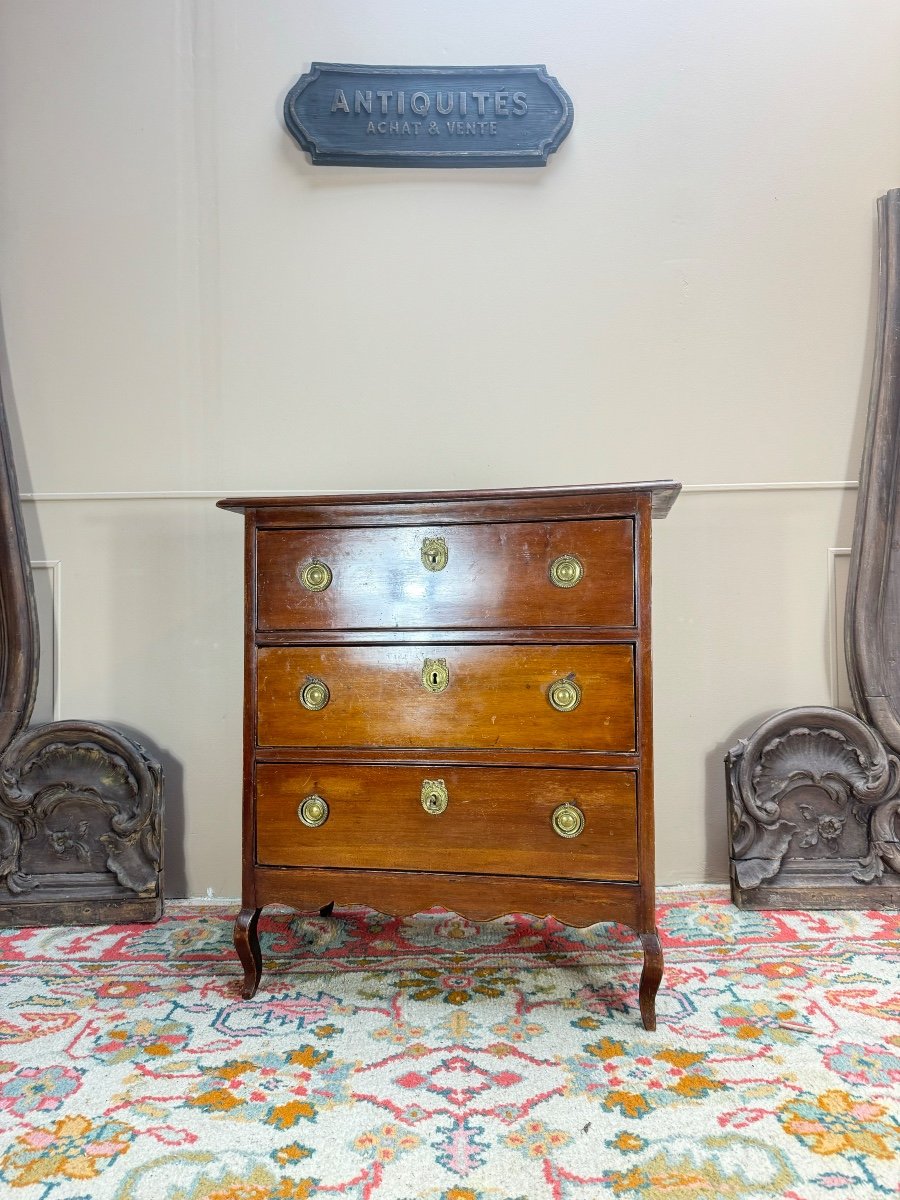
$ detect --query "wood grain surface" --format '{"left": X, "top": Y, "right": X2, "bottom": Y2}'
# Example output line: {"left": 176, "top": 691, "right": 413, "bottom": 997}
{"left": 253, "top": 866, "right": 643, "bottom": 931}
{"left": 255, "top": 762, "right": 639, "bottom": 880}
{"left": 256, "top": 643, "right": 636, "bottom": 752}
{"left": 256, "top": 518, "right": 634, "bottom": 631}
{"left": 218, "top": 479, "right": 681, "bottom": 520}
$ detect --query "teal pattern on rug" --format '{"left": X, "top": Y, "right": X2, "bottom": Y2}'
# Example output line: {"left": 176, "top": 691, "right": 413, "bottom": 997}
{"left": 0, "top": 889, "right": 897, "bottom": 1198}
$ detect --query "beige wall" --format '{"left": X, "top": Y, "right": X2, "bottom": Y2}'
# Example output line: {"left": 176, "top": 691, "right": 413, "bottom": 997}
{"left": 0, "top": 1, "right": 897, "bottom": 895}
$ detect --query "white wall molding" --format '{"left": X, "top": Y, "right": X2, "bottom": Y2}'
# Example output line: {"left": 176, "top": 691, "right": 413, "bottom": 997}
{"left": 680, "top": 480, "right": 858, "bottom": 494}
{"left": 17, "top": 480, "right": 860, "bottom": 503}
{"left": 175, "top": 0, "right": 222, "bottom": 491}
{"left": 828, "top": 546, "right": 853, "bottom": 711}
{"left": 30, "top": 560, "right": 61, "bottom": 722}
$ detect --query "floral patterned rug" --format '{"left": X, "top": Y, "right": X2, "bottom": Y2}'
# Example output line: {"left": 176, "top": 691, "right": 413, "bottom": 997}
{"left": 0, "top": 887, "right": 897, "bottom": 1199}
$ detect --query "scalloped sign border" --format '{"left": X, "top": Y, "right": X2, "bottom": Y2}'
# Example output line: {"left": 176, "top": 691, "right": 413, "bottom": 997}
{"left": 284, "top": 63, "right": 574, "bottom": 167}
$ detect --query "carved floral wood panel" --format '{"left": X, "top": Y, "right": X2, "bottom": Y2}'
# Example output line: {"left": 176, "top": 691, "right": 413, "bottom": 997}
{"left": 0, "top": 339, "right": 163, "bottom": 925}
{"left": 727, "top": 190, "right": 900, "bottom": 909}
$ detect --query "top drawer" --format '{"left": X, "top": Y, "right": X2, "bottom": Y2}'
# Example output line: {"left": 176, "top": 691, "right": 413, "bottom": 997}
{"left": 256, "top": 518, "right": 635, "bottom": 631}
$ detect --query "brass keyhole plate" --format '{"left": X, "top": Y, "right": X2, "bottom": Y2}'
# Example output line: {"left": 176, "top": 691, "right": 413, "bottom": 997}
{"left": 421, "top": 536, "right": 448, "bottom": 572}
{"left": 422, "top": 658, "right": 450, "bottom": 693}
{"left": 421, "top": 778, "right": 449, "bottom": 814}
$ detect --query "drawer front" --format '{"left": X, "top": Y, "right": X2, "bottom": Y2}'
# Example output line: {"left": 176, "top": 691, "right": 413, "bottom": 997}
{"left": 256, "top": 763, "right": 639, "bottom": 881}
{"left": 256, "top": 518, "right": 634, "bottom": 631}
{"left": 257, "top": 644, "right": 635, "bottom": 751}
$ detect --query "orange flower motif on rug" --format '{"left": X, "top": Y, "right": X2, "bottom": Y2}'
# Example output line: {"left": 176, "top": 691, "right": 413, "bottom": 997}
{"left": 396, "top": 961, "right": 519, "bottom": 1005}
{"left": 354, "top": 1121, "right": 421, "bottom": 1163}
{"left": 778, "top": 1089, "right": 899, "bottom": 1160}
{"left": 1, "top": 1113, "right": 134, "bottom": 1186}
{"left": 505, "top": 1118, "right": 570, "bottom": 1158}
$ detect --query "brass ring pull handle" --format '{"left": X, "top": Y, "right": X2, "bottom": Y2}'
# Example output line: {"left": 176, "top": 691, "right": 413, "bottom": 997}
{"left": 421, "top": 537, "right": 448, "bottom": 572}
{"left": 298, "top": 794, "right": 329, "bottom": 828}
{"left": 299, "top": 677, "right": 330, "bottom": 711}
{"left": 548, "top": 674, "right": 582, "bottom": 712}
{"left": 549, "top": 554, "right": 584, "bottom": 588}
{"left": 422, "top": 658, "right": 450, "bottom": 694}
{"left": 551, "top": 803, "right": 585, "bottom": 838}
{"left": 298, "top": 559, "right": 333, "bottom": 592}
{"left": 421, "top": 778, "right": 449, "bottom": 815}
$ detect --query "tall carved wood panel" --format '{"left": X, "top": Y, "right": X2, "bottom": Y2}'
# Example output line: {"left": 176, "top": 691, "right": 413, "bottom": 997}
{"left": 727, "top": 189, "right": 900, "bottom": 909}
{"left": 0, "top": 344, "right": 163, "bottom": 925}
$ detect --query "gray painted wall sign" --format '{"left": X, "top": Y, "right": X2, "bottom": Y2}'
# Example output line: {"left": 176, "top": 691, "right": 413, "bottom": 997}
{"left": 284, "top": 64, "right": 573, "bottom": 168}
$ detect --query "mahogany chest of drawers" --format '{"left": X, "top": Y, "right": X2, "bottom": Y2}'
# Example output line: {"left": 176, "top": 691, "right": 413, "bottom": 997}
{"left": 218, "top": 481, "right": 679, "bottom": 1029}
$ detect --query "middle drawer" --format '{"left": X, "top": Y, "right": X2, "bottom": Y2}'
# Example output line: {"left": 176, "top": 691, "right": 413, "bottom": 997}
{"left": 257, "top": 643, "right": 636, "bottom": 752}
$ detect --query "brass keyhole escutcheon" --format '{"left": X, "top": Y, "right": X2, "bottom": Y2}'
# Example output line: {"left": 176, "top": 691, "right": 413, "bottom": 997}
{"left": 422, "top": 658, "right": 450, "bottom": 694}
{"left": 549, "top": 554, "right": 584, "bottom": 589}
{"left": 551, "top": 803, "right": 585, "bottom": 838}
{"left": 299, "top": 677, "right": 330, "bottom": 711}
{"left": 421, "top": 779, "right": 449, "bottom": 815}
{"left": 421, "top": 536, "right": 448, "bottom": 572}
{"left": 298, "top": 559, "right": 333, "bottom": 592}
{"left": 298, "top": 794, "right": 329, "bottom": 828}
{"left": 548, "top": 674, "right": 582, "bottom": 712}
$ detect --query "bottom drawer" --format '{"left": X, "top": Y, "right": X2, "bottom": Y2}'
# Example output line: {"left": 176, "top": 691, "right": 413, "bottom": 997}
{"left": 255, "top": 763, "right": 639, "bottom": 882}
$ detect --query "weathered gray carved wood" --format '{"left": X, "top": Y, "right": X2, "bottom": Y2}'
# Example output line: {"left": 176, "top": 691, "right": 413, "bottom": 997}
{"left": 727, "top": 708, "right": 900, "bottom": 908}
{"left": 846, "top": 190, "right": 900, "bottom": 752}
{"left": 0, "top": 333, "right": 163, "bottom": 926}
{"left": 0, "top": 371, "right": 38, "bottom": 750}
{"left": 0, "top": 722, "right": 163, "bottom": 924}
{"left": 727, "top": 189, "right": 900, "bottom": 909}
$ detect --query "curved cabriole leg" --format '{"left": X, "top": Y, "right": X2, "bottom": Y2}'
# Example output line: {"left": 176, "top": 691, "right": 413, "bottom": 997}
{"left": 319, "top": 901, "right": 335, "bottom": 917}
{"left": 638, "top": 930, "right": 663, "bottom": 1031}
{"left": 234, "top": 906, "right": 263, "bottom": 999}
